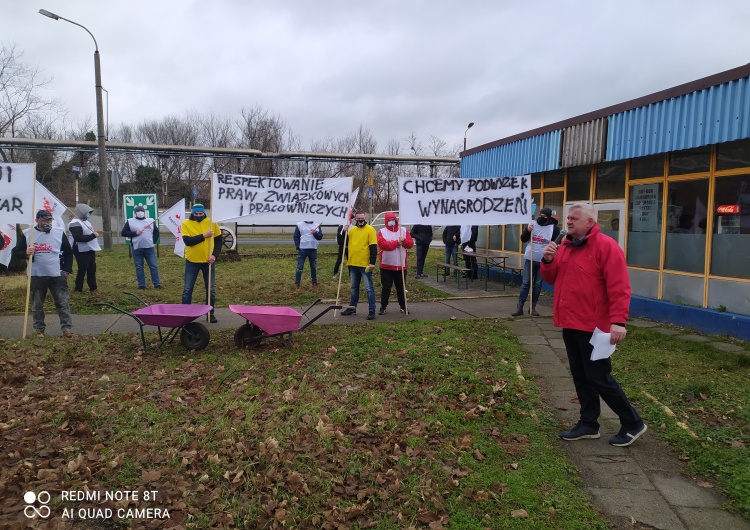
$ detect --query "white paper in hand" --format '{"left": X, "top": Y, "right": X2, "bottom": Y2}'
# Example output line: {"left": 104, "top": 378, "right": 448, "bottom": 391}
{"left": 589, "top": 327, "right": 616, "bottom": 361}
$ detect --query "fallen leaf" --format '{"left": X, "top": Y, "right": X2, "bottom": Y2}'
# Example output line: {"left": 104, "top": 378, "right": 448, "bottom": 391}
{"left": 511, "top": 509, "right": 528, "bottom": 518}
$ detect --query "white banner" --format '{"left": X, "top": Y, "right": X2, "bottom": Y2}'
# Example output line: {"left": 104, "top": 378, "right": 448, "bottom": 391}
{"left": 0, "top": 223, "right": 17, "bottom": 267}
{"left": 397, "top": 176, "right": 532, "bottom": 225}
{"left": 158, "top": 198, "right": 186, "bottom": 257}
{"left": 343, "top": 187, "right": 360, "bottom": 226}
{"left": 0, "top": 163, "right": 35, "bottom": 226}
{"left": 211, "top": 173, "right": 354, "bottom": 224}
{"left": 36, "top": 181, "right": 68, "bottom": 230}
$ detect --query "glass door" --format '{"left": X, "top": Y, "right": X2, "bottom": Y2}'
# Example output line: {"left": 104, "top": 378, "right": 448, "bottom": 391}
{"left": 594, "top": 201, "right": 626, "bottom": 250}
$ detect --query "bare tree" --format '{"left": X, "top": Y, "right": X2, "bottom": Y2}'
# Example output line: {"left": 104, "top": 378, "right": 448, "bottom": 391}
{"left": 0, "top": 43, "right": 61, "bottom": 162}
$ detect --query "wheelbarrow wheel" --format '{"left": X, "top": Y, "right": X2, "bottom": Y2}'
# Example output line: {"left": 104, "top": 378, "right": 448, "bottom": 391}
{"left": 180, "top": 322, "right": 210, "bottom": 350}
{"left": 234, "top": 323, "right": 264, "bottom": 349}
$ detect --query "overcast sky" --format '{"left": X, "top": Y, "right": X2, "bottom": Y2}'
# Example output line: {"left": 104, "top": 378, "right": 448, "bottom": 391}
{"left": 4, "top": 0, "right": 750, "bottom": 154}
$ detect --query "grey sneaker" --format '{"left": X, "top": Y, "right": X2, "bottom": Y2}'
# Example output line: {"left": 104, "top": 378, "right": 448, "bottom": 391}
{"left": 341, "top": 307, "right": 356, "bottom": 316}
{"left": 34, "top": 330, "right": 45, "bottom": 338}
{"left": 560, "top": 422, "right": 600, "bottom": 441}
{"left": 366, "top": 312, "right": 375, "bottom": 320}
{"left": 609, "top": 423, "right": 647, "bottom": 447}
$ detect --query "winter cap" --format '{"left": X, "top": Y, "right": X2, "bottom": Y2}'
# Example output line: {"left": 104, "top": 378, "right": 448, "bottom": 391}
{"left": 36, "top": 209, "right": 53, "bottom": 220}
{"left": 134, "top": 205, "right": 145, "bottom": 212}
{"left": 192, "top": 204, "right": 206, "bottom": 215}
{"left": 539, "top": 207, "right": 553, "bottom": 217}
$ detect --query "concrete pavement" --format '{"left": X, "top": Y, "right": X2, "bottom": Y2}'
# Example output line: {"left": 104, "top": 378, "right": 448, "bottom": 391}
{"left": 1, "top": 274, "right": 748, "bottom": 529}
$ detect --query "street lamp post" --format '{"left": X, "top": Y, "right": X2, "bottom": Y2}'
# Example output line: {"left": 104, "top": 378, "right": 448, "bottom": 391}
{"left": 39, "top": 9, "right": 112, "bottom": 250}
{"left": 463, "top": 122, "right": 475, "bottom": 152}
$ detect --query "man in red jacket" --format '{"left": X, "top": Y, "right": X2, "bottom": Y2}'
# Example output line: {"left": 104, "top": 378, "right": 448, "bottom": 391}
{"left": 541, "top": 203, "right": 646, "bottom": 447}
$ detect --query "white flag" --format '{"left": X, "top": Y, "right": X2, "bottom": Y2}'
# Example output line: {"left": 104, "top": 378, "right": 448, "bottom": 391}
{"left": 35, "top": 181, "right": 69, "bottom": 230}
{"left": 0, "top": 163, "right": 35, "bottom": 226}
{"left": 343, "top": 187, "right": 360, "bottom": 227}
{"left": 0, "top": 223, "right": 17, "bottom": 267}
{"left": 159, "top": 198, "right": 186, "bottom": 257}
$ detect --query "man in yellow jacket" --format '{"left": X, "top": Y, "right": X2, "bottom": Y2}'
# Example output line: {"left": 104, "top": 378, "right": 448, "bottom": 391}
{"left": 341, "top": 210, "right": 378, "bottom": 320}
{"left": 181, "top": 204, "right": 222, "bottom": 323}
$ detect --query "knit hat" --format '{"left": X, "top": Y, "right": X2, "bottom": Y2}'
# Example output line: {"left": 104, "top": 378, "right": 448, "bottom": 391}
{"left": 36, "top": 209, "right": 53, "bottom": 220}
{"left": 540, "top": 207, "right": 553, "bottom": 217}
{"left": 134, "top": 205, "right": 145, "bottom": 212}
{"left": 192, "top": 204, "right": 206, "bottom": 215}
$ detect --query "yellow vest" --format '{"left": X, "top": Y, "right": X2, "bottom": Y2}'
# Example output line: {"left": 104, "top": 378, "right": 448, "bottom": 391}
{"left": 347, "top": 224, "right": 377, "bottom": 267}
{"left": 182, "top": 217, "right": 220, "bottom": 263}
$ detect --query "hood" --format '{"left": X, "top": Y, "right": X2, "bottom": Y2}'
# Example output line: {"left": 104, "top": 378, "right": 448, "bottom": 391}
{"left": 384, "top": 212, "right": 399, "bottom": 232}
{"left": 73, "top": 203, "right": 93, "bottom": 220}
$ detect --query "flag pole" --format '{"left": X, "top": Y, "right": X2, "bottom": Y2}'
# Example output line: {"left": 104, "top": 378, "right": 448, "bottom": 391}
{"left": 399, "top": 226, "right": 408, "bottom": 315}
{"left": 207, "top": 173, "right": 215, "bottom": 322}
{"left": 22, "top": 169, "right": 38, "bottom": 338}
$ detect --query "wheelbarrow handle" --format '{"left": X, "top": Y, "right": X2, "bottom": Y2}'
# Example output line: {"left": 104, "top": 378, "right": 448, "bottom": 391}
{"left": 300, "top": 298, "right": 323, "bottom": 316}
{"left": 123, "top": 291, "right": 149, "bottom": 307}
{"left": 92, "top": 301, "right": 148, "bottom": 350}
{"left": 297, "top": 305, "right": 343, "bottom": 332}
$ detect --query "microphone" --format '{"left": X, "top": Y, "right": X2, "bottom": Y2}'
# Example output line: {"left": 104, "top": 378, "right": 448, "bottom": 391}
{"left": 554, "top": 230, "right": 568, "bottom": 244}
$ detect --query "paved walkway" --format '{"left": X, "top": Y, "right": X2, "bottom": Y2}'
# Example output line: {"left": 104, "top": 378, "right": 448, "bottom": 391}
{"left": 1, "top": 275, "right": 748, "bottom": 529}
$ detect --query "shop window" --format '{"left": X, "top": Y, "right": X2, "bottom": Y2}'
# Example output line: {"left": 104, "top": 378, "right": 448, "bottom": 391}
{"left": 489, "top": 225, "right": 503, "bottom": 250}
{"left": 503, "top": 225, "right": 520, "bottom": 253}
{"left": 627, "top": 182, "right": 662, "bottom": 268}
{"left": 542, "top": 191, "right": 564, "bottom": 224}
{"left": 566, "top": 167, "right": 591, "bottom": 201}
{"left": 531, "top": 174, "right": 542, "bottom": 189}
{"left": 664, "top": 179, "right": 708, "bottom": 273}
{"left": 595, "top": 161, "right": 626, "bottom": 200}
{"left": 543, "top": 170, "right": 564, "bottom": 188}
{"left": 630, "top": 154, "right": 664, "bottom": 180}
{"left": 669, "top": 146, "right": 710, "bottom": 175}
{"left": 716, "top": 139, "right": 750, "bottom": 171}
{"left": 711, "top": 174, "right": 750, "bottom": 279}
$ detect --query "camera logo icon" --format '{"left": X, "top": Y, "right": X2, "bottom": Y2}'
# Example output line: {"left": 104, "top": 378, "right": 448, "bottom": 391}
{"left": 24, "top": 491, "right": 51, "bottom": 519}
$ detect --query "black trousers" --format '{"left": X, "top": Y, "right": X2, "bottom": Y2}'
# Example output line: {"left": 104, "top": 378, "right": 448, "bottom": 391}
{"left": 463, "top": 254, "right": 478, "bottom": 279}
{"left": 380, "top": 268, "right": 406, "bottom": 310}
{"left": 415, "top": 243, "right": 430, "bottom": 276}
{"left": 73, "top": 250, "right": 97, "bottom": 292}
{"left": 333, "top": 244, "right": 345, "bottom": 275}
{"left": 562, "top": 328, "right": 642, "bottom": 430}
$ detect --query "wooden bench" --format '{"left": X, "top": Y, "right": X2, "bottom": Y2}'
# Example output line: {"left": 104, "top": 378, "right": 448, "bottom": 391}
{"left": 436, "top": 263, "right": 471, "bottom": 288}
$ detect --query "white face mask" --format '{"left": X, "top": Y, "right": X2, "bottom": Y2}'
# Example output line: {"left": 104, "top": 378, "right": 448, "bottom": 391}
{"left": 135, "top": 212, "right": 146, "bottom": 219}
{"left": 387, "top": 220, "right": 396, "bottom": 227}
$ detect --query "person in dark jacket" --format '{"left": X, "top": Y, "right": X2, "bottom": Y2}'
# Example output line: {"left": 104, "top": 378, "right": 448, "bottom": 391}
{"left": 13, "top": 209, "right": 74, "bottom": 337}
{"left": 68, "top": 203, "right": 100, "bottom": 295}
{"left": 333, "top": 224, "right": 348, "bottom": 277}
{"left": 409, "top": 224, "right": 433, "bottom": 279}
{"left": 121, "top": 205, "right": 161, "bottom": 289}
{"left": 460, "top": 225, "right": 479, "bottom": 279}
{"left": 442, "top": 225, "right": 461, "bottom": 275}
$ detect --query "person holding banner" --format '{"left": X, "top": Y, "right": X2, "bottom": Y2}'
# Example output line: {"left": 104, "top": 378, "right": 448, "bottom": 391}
{"left": 13, "top": 209, "right": 74, "bottom": 338}
{"left": 68, "top": 203, "right": 101, "bottom": 295}
{"left": 332, "top": 224, "right": 347, "bottom": 277}
{"left": 377, "top": 212, "right": 414, "bottom": 315}
{"left": 460, "top": 225, "right": 479, "bottom": 280}
{"left": 293, "top": 221, "right": 323, "bottom": 289}
{"left": 121, "top": 205, "right": 162, "bottom": 290}
{"left": 341, "top": 211, "right": 378, "bottom": 320}
{"left": 409, "top": 224, "right": 433, "bottom": 279}
{"left": 181, "top": 204, "right": 222, "bottom": 323}
{"left": 512, "top": 207, "right": 559, "bottom": 317}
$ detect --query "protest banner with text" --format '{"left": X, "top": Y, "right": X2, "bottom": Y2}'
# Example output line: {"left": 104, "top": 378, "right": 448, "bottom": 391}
{"left": 211, "top": 173, "right": 353, "bottom": 225}
{"left": 397, "top": 175, "right": 532, "bottom": 225}
{"left": 0, "top": 163, "right": 35, "bottom": 226}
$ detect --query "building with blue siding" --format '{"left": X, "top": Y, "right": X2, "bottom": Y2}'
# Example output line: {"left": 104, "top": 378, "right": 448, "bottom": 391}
{"left": 461, "top": 64, "right": 750, "bottom": 323}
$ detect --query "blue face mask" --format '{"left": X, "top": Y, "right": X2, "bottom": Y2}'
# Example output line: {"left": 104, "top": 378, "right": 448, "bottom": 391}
{"left": 85, "top": 212, "right": 91, "bottom": 220}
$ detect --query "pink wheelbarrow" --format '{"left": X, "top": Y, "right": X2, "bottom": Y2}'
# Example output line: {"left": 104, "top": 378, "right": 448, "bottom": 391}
{"left": 230, "top": 298, "right": 341, "bottom": 349}
{"left": 94, "top": 291, "right": 213, "bottom": 351}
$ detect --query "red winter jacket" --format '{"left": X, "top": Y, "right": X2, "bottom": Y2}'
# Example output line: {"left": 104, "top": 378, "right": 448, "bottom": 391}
{"left": 377, "top": 212, "right": 414, "bottom": 271}
{"left": 540, "top": 224, "right": 631, "bottom": 333}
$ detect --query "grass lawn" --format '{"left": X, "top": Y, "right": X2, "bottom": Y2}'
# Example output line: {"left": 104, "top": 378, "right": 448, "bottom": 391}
{"left": 1, "top": 243, "right": 749, "bottom": 527}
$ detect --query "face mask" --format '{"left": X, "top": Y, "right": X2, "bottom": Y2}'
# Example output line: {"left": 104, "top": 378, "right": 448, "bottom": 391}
{"left": 387, "top": 220, "right": 396, "bottom": 227}
{"left": 356, "top": 219, "right": 366, "bottom": 227}
{"left": 194, "top": 214, "right": 205, "bottom": 221}
{"left": 40, "top": 223, "right": 52, "bottom": 233}
{"left": 85, "top": 212, "right": 91, "bottom": 220}
{"left": 135, "top": 212, "right": 146, "bottom": 220}
{"left": 537, "top": 217, "right": 549, "bottom": 226}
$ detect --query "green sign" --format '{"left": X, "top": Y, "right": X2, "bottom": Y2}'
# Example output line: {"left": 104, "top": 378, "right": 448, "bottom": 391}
{"left": 123, "top": 194, "right": 159, "bottom": 244}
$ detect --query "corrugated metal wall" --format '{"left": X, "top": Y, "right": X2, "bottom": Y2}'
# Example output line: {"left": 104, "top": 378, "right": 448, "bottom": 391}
{"left": 462, "top": 74, "right": 750, "bottom": 176}
{"left": 607, "top": 76, "right": 750, "bottom": 160}
{"left": 461, "top": 130, "right": 561, "bottom": 178}
{"left": 560, "top": 118, "right": 607, "bottom": 167}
